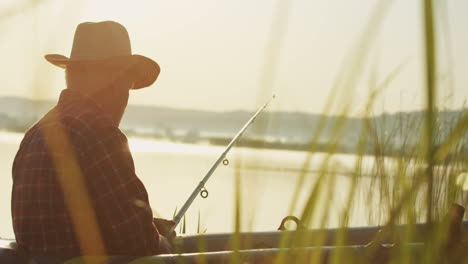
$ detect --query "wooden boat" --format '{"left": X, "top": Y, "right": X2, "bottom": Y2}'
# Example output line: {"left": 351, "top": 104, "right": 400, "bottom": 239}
{"left": 1, "top": 220, "right": 467, "bottom": 264}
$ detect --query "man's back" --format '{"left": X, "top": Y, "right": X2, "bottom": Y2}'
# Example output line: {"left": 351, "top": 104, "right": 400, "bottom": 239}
{"left": 12, "top": 89, "right": 160, "bottom": 257}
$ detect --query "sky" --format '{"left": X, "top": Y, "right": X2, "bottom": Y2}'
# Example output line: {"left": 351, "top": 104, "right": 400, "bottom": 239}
{"left": 0, "top": 0, "right": 467, "bottom": 115}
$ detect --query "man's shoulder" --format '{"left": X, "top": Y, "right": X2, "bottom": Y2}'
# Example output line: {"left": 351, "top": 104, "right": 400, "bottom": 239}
{"left": 27, "top": 107, "right": 124, "bottom": 145}
{"left": 59, "top": 108, "right": 129, "bottom": 149}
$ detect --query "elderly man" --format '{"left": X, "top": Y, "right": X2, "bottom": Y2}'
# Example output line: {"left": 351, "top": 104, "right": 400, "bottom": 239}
{"left": 11, "top": 21, "right": 174, "bottom": 257}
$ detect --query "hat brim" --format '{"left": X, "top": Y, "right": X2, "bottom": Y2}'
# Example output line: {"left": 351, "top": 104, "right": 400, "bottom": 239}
{"left": 44, "top": 54, "right": 160, "bottom": 89}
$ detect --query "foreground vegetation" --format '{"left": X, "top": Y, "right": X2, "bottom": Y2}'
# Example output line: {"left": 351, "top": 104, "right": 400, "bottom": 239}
{"left": 219, "top": 0, "right": 468, "bottom": 263}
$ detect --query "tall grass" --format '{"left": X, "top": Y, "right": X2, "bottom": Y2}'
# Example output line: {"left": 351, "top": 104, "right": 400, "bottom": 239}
{"left": 222, "top": 0, "right": 467, "bottom": 263}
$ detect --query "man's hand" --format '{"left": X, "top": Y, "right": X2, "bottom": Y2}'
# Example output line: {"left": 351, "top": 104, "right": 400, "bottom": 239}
{"left": 154, "top": 218, "right": 177, "bottom": 242}
{"left": 158, "top": 235, "right": 173, "bottom": 254}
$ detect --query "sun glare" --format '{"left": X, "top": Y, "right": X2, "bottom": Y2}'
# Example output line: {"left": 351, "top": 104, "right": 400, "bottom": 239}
{"left": 457, "top": 172, "right": 468, "bottom": 191}
{"left": 128, "top": 138, "right": 215, "bottom": 154}
{"left": 0, "top": 132, "right": 23, "bottom": 144}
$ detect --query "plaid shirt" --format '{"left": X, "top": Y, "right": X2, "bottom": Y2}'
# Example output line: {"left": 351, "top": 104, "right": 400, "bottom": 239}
{"left": 12, "top": 89, "right": 160, "bottom": 257}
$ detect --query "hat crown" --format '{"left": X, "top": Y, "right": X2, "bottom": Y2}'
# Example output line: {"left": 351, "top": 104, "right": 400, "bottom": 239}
{"left": 70, "top": 21, "right": 132, "bottom": 61}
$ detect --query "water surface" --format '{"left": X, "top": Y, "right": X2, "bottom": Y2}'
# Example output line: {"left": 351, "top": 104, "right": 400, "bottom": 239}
{"left": 0, "top": 132, "right": 376, "bottom": 238}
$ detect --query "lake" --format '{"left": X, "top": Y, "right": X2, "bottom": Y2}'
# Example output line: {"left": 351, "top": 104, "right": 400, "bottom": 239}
{"left": 0, "top": 131, "right": 379, "bottom": 239}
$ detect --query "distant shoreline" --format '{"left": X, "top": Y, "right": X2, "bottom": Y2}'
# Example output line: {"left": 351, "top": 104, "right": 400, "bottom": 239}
{"left": 2, "top": 129, "right": 467, "bottom": 162}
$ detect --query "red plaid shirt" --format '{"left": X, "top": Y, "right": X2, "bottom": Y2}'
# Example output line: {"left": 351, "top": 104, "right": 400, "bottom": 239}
{"left": 12, "top": 89, "right": 161, "bottom": 257}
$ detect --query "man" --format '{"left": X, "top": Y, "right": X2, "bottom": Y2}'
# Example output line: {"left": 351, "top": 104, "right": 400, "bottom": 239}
{"left": 11, "top": 21, "right": 174, "bottom": 257}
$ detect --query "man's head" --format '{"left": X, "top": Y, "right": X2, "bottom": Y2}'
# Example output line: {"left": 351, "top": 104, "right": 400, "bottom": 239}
{"left": 44, "top": 21, "right": 160, "bottom": 124}
{"left": 66, "top": 63, "right": 134, "bottom": 124}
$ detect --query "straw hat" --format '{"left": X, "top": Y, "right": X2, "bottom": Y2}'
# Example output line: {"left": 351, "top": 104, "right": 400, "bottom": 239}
{"left": 45, "top": 21, "right": 160, "bottom": 89}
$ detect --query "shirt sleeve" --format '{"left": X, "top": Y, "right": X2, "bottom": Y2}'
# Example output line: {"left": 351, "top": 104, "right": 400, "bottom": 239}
{"left": 79, "top": 125, "right": 161, "bottom": 256}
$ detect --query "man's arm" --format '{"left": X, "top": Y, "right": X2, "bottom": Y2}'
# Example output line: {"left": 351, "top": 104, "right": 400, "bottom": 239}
{"left": 79, "top": 125, "right": 162, "bottom": 255}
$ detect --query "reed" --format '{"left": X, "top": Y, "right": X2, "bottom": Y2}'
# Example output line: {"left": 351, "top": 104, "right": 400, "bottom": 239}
{"left": 225, "top": 0, "right": 468, "bottom": 263}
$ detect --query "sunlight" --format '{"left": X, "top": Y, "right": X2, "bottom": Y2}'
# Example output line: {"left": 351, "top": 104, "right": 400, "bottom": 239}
{"left": 0, "top": 0, "right": 17, "bottom": 8}
{"left": 0, "top": 0, "right": 467, "bottom": 262}
{"left": 457, "top": 172, "right": 468, "bottom": 191}
{"left": 128, "top": 138, "right": 216, "bottom": 153}
{"left": 0, "top": 132, "right": 23, "bottom": 144}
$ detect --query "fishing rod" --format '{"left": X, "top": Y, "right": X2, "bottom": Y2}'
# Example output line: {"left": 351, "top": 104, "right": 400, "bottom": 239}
{"left": 172, "top": 95, "right": 276, "bottom": 229}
